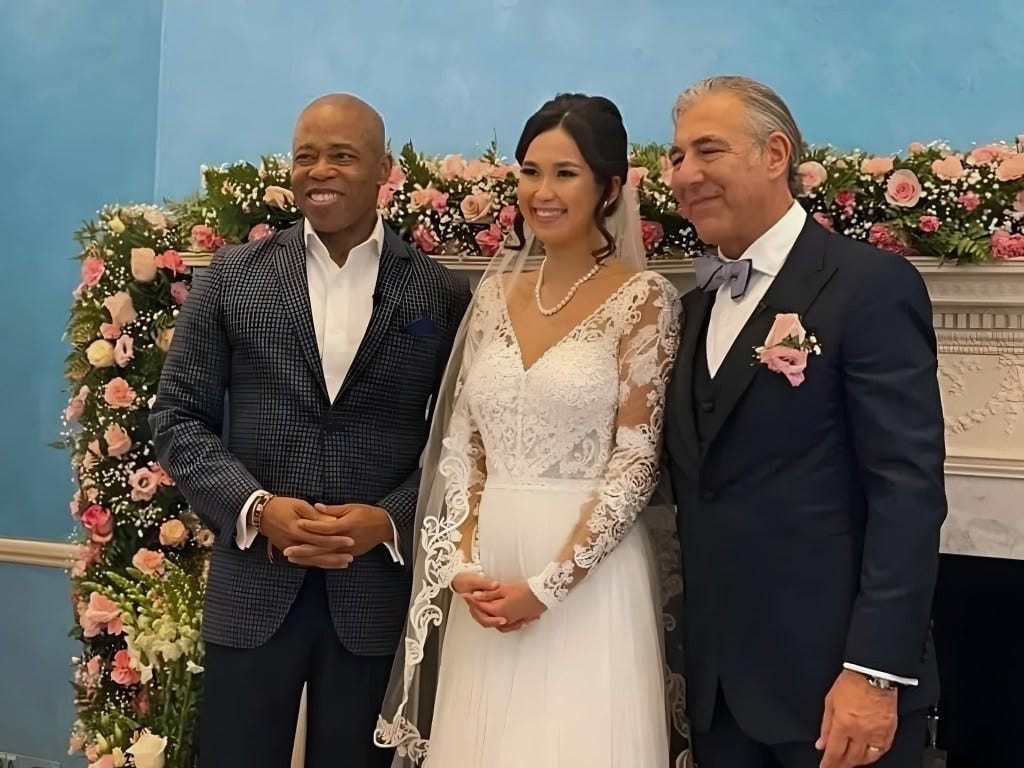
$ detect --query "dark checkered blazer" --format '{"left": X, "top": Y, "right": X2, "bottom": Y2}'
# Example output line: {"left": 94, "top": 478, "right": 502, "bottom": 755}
{"left": 150, "top": 221, "right": 471, "bottom": 653}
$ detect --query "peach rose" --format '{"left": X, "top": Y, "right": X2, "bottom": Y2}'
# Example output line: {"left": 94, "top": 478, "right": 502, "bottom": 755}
{"left": 155, "top": 249, "right": 188, "bottom": 275}
{"left": 908, "top": 142, "right": 926, "bottom": 154}
{"left": 104, "top": 377, "right": 137, "bottom": 408}
{"left": 764, "top": 313, "right": 807, "bottom": 347}
{"left": 104, "top": 291, "right": 137, "bottom": 327}
{"left": 150, "top": 462, "right": 174, "bottom": 486}
{"left": 86, "top": 340, "right": 116, "bottom": 368}
{"left": 1014, "top": 190, "right": 1024, "bottom": 213}
{"left": 386, "top": 164, "right": 407, "bottom": 188}
{"left": 409, "top": 184, "right": 438, "bottom": 211}
{"left": 263, "top": 185, "right": 295, "bottom": 209}
{"left": 490, "top": 164, "right": 516, "bottom": 180}
{"left": 130, "top": 248, "right": 158, "bottom": 282}
{"left": 131, "top": 548, "right": 165, "bottom": 575}
{"left": 797, "top": 161, "right": 828, "bottom": 191}
{"left": 462, "top": 159, "right": 493, "bottom": 180}
{"left": 376, "top": 185, "right": 395, "bottom": 208}
{"left": 627, "top": 166, "right": 650, "bottom": 189}
{"left": 79, "top": 592, "right": 123, "bottom": 637}
{"left": 129, "top": 467, "right": 160, "bottom": 501}
{"left": 460, "top": 192, "right": 493, "bottom": 223}
{"left": 475, "top": 223, "right": 504, "bottom": 257}
{"left": 968, "top": 144, "right": 1011, "bottom": 166}
{"left": 65, "top": 385, "right": 90, "bottom": 422}
{"left": 441, "top": 154, "right": 467, "bottom": 180}
{"left": 155, "top": 327, "right": 175, "bottom": 352}
{"left": 931, "top": 156, "right": 965, "bottom": 181}
{"left": 82, "top": 256, "right": 105, "bottom": 288}
{"left": 143, "top": 209, "right": 169, "bottom": 231}
{"left": 114, "top": 335, "right": 134, "bottom": 367}
{"left": 104, "top": 424, "right": 132, "bottom": 457}
{"left": 884, "top": 169, "right": 922, "bottom": 207}
{"left": 159, "top": 519, "right": 188, "bottom": 547}
{"left": 100, "top": 322, "right": 122, "bottom": 340}
{"left": 995, "top": 153, "right": 1024, "bottom": 181}
{"left": 861, "top": 156, "right": 895, "bottom": 176}
{"left": 190, "top": 224, "right": 226, "bottom": 251}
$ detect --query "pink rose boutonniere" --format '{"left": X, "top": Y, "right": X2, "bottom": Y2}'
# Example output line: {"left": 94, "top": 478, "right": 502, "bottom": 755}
{"left": 753, "top": 313, "right": 822, "bottom": 387}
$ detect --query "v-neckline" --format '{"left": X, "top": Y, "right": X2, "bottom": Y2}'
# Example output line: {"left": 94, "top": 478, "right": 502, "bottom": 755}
{"left": 497, "top": 271, "right": 646, "bottom": 374}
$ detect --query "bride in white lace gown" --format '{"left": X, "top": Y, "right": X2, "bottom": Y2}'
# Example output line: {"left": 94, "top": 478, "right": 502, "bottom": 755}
{"left": 376, "top": 95, "right": 687, "bottom": 767}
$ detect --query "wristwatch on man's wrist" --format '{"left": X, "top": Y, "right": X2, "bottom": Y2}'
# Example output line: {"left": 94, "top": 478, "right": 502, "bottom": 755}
{"left": 248, "top": 491, "right": 275, "bottom": 533}
{"left": 864, "top": 674, "right": 900, "bottom": 691}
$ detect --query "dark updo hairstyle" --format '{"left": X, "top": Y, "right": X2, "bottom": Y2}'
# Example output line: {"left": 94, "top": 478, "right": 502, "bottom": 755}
{"left": 512, "top": 93, "right": 629, "bottom": 263}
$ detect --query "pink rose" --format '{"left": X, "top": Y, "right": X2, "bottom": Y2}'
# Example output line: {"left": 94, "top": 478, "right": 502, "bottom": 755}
{"left": 82, "top": 256, "right": 105, "bottom": 288}
{"left": 387, "top": 164, "right": 407, "bottom": 188}
{"left": 498, "top": 205, "right": 518, "bottom": 230}
{"left": 100, "top": 322, "right": 122, "bottom": 340}
{"left": 658, "top": 155, "right": 675, "bottom": 188}
{"left": 958, "top": 192, "right": 981, "bottom": 211}
{"left": 641, "top": 219, "right": 665, "bottom": 252}
{"left": 104, "top": 424, "right": 132, "bottom": 457}
{"left": 248, "top": 223, "right": 274, "bottom": 242}
{"left": 462, "top": 159, "right": 493, "bottom": 180}
{"left": 155, "top": 249, "right": 188, "bottom": 275}
{"left": 111, "top": 649, "right": 141, "bottom": 686}
{"left": 1014, "top": 191, "right": 1024, "bottom": 213}
{"left": 834, "top": 190, "right": 856, "bottom": 208}
{"left": 759, "top": 346, "right": 809, "bottom": 387}
{"left": 812, "top": 212, "right": 834, "bottom": 231}
{"left": 71, "top": 543, "right": 103, "bottom": 578}
{"left": 995, "top": 153, "right": 1024, "bottom": 181}
{"left": 132, "top": 548, "right": 165, "bottom": 575}
{"left": 190, "top": 224, "right": 226, "bottom": 251}
{"left": 460, "top": 192, "right": 493, "bottom": 223}
{"left": 104, "top": 291, "right": 137, "bottom": 327}
{"left": 931, "top": 156, "right": 965, "bottom": 181}
{"left": 64, "top": 385, "right": 90, "bottom": 422}
{"left": 104, "top": 377, "right": 137, "bottom": 408}
{"left": 133, "top": 690, "right": 151, "bottom": 716}
{"left": 908, "top": 142, "right": 926, "bottom": 154}
{"left": 128, "top": 467, "right": 160, "bottom": 502}
{"left": 918, "top": 215, "right": 940, "bottom": 232}
{"left": 991, "top": 230, "right": 1024, "bottom": 260}
{"left": 430, "top": 189, "right": 450, "bottom": 212}
{"left": 764, "top": 313, "right": 807, "bottom": 347}
{"left": 627, "top": 166, "right": 649, "bottom": 189}
{"left": 170, "top": 281, "right": 190, "bottom": 306}
{"left": 409, "top": 184, "right": 439, "bottom": 211}
{"left": 114, "top": 334, "right": 134, "bottom": 367}
{"left": 968, "top": 144, "right": 1011, "bottom": 166}
{"left": 411, "top": 224, "right": 438, "bottom": 254}
{"left": 861, "top": 156, "right": 895, "bottom": 177}
{"left": 263, "top": 185, "right": 295, "bottom": 209}
{"left": 81, "top": 504, "right": 114, "bottom": 544}
{"left": 868, "top": 222, "right": 909, "bottom": 254}
{"left": 150, "top": 462, "right": 174, "bottom": 485}
{"left": 475, "top": 223, "right": 504, "bottom": 257}
{"left": 130, "top": 248, "right": 158, "bottom": 282}
{"left": 489, "top": 164, "right": 515, "bottom": 180}
{"left": 89, "top": 754, "right": 115, "bottom": 768}
{"left": 376, "top": 185, "right": 395, "bottom": 208}
{"left": 79, "top": 592, "right": 123, "bottom": 637}
{"left": 884, "top": 169, "right": 922, "bottom": 207}
{"left": 797, "top": 161, "right": 828, "bottom": 191}
{"left": 85, "top": 657, "right": 102, "bottom": 681}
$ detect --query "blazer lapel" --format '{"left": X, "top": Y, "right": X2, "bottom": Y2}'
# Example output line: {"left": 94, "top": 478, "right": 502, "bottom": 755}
{"left": 274, "top": 223, "right": 329, "bottom": 399}
{"left": 668, "top": 289, "right": 713, "bottom": 467}
{"left": 335, "top": 226, "right": 411, "bottom": 403}
{"left": 700, "top": 219, "right": 837, "bottom": 452}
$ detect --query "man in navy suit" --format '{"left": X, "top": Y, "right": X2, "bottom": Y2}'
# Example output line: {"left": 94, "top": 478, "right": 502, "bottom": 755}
{"left": 152, "top": 94, "right": 470, "bottom": 768}
{"left": 663, "top": 77, "right": 946, "bottom": 768}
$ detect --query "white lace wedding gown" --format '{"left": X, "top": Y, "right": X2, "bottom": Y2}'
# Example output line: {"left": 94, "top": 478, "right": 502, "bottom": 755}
{"left": 424, "top": 270, "right": 681, "bottom": 768}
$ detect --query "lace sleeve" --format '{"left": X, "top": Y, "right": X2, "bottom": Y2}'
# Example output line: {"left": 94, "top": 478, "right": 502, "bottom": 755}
{"left": 526, "top": 276, "right": 681, "bottom": 608}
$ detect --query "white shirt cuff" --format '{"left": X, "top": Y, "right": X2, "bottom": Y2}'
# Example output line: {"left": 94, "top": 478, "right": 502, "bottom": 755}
{"left": 235, "top": 490, "right": 265, "bottom": 550}
{"left": 383, "top": 514, "right": 404, "bottom": 565}
{"left": 843, "top": 662, "right": 918, "bottom": 686}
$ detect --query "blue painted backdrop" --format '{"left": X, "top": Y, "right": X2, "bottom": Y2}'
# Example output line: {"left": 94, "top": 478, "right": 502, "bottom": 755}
{"left": 2, "top": 0, "right": 1022, "bottom": 761}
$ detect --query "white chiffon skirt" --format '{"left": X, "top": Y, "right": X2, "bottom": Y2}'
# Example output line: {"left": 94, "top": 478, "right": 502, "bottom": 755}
{"left": 425, "top": 478, "right": 669, "bottom": 768}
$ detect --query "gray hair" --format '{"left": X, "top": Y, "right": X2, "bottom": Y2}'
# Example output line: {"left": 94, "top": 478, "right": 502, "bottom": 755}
{"left": 673, "top": 76, "right": 804, "bottom": 196}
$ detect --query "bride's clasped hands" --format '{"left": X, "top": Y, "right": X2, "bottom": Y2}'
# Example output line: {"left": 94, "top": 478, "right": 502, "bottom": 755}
{"left": 451, "top": 572, "right": 547, "bottom": 632}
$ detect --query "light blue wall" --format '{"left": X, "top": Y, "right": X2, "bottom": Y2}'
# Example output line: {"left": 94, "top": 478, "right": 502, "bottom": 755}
{"left": 0, "top": 0, "right": 165, "bottom": 541}
{"left": 154, "top": 0, "right": 1024, "bottom": 199}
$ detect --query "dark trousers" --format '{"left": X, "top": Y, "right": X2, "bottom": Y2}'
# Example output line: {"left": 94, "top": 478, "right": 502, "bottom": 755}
{"left": 694, "top": 686, "right": 927, "bottom": 768}
{"left": 197, "top": 569, "right": 394, "bottom": 768}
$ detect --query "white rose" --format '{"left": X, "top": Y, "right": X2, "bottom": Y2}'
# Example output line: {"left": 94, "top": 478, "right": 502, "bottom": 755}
{"left": 127, "top": 732, "right": 167, "bottom": 768}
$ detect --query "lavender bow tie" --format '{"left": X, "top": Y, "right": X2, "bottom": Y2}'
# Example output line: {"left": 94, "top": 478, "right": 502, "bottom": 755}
{"left": 693, "top": 255, "right": 753, "bottom": 299}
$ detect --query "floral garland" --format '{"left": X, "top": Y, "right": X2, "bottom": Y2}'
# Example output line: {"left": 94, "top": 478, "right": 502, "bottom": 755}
{"left": 61, "top": 134, "right": 1024, "bottom": 768}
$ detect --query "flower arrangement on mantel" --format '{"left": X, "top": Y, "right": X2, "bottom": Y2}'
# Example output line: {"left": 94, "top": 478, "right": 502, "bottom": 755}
{"left": 60, "top": 134, "right": 1024, "bottom": 768}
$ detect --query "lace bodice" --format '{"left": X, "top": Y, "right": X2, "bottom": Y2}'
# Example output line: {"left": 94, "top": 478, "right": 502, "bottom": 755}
{"left": 442, "top": 270, "right": 681, "bottom": 607}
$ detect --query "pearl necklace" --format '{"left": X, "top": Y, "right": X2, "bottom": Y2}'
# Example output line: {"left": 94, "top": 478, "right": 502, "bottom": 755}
{"left": 535, "top": 258, "right": 602, "bottom": 316}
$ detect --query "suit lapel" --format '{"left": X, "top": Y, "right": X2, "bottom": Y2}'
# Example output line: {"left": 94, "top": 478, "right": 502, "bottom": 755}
{"left": 669, "top": 289, "right": 713, "bottom": 467}
{"left": 335, "top": 226, "right": 411, "bottom": 403}
{"left": 274, "top": 223, "right": 329, "bottom": 399}
{"left": 700, "top": 219, "right": 837, "bottom": 453}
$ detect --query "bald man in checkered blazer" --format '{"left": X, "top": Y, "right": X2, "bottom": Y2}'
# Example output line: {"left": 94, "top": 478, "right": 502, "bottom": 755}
{"left": 151, "top": 95, "right": 471, "bottom": 768}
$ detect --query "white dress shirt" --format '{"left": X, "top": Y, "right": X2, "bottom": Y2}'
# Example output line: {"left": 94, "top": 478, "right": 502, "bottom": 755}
{"left": 704, "top": 201, "right": 916, "bottom": 686}
{"left": 235, "top": 217, "right": 403, "bottom": 564}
